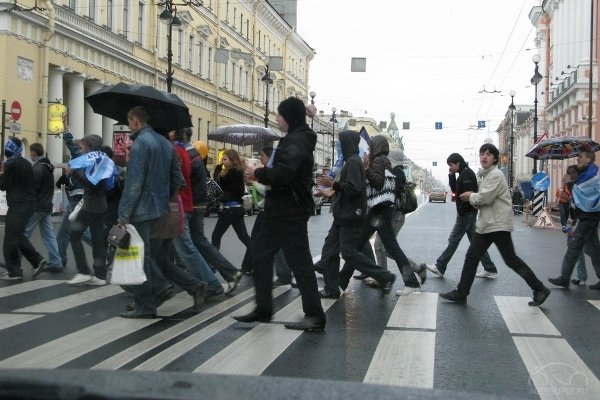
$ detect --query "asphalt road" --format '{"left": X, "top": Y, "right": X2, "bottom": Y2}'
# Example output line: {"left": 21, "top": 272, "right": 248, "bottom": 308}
{"left": 1, "top": 197, "right": 599, "bottom": 399}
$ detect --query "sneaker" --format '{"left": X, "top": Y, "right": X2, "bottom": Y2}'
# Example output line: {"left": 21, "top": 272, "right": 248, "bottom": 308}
{"left": 32, "top": 259, "right": 48, "bottom": 279}
{"left": 571, "top": 279, "right": 586, "bottom": 285}
{"left": 528, "top": 287, "right": 550, "bottom": 306}
{"left": 475, "top": 270, "right": 497, "bottom": 278}
{"left": 67, "top": 273, "right": 92, "bottom": 285}
{"left": 589, "top": 282, "right": 600, "bottom": 290}
{"left": 381, "top": 274, "right": 396, "bottom": 295}
{"left": 225, "top": 271, "right": 243, "bottom": 294}
{"left": 395, "top": 286, "right": 422, "bottom": 296}
{"left": 365, "top": 279, "right": 381, "bottom": 288}
{"left": 319, "top": 289, "right": 340, "bottom": 299}
{"left": 0, "top": 272, "right": 23, "bottom": 281}
{"left": 548, "top": 277, "right": 570, "bottom": 288}
{"left": 440, "top": 289, "right": 467, "bottom": 303}
{"left": 85, "top": 276, "right": 107, "bottom": 286}
{"left": 191, "top": 282, "right": 208, "bottom": 311}
{"left": 206, "top": 287, "right": 225, "bottom": 298}
{"left": 426, "top": 264, "right": 444, "bottom": 278}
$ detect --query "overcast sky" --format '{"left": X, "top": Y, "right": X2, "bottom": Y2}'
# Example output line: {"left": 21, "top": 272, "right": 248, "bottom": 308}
{"left": 296, "top": 0, "right": 540, "bottom": 181}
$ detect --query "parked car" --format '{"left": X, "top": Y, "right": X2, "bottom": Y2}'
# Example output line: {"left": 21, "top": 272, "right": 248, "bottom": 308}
{"left": 429, "top": 187, "right": 447, "bottom": 203}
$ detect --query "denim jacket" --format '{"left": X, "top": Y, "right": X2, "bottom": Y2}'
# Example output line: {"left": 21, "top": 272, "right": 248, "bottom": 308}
{"left": 118, "top": 127, "right": 184, "bottom": 223}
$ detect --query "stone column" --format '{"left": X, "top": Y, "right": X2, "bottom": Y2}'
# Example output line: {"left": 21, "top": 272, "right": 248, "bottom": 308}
{"left": 65, "top": 74, "right": 86, "bottom": 139}
{"left": 47, "top": 67, "right": 65, "bottom": 164}
{"left": 84, "top": 80, "right": 104, "bottom": 136}
{"left": 102, "top": 117, "right": 116, "bottom": 148}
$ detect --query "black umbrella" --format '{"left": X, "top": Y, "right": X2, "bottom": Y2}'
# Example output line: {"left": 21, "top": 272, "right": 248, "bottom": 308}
{"left": 85, "top": 83, "right": 192, "bottom": 132}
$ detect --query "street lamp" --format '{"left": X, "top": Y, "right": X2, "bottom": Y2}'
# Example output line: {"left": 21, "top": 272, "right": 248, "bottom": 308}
{"left": 261, "top": 65, "right": 273, "bottom": 128}
{"left": 309, "top": 91, "right": 316, "bottom": 130}
{"left": 508, "top": 90, "right": 516, "bottom": 189}
{"left": 159, "top": 2, "right": 187, "bottom": 93}
{"left": 531, "top": 54, "right": 543, "bottom": 174}
{"left": 330, "top": 107, "right": 337, "bottom": 167}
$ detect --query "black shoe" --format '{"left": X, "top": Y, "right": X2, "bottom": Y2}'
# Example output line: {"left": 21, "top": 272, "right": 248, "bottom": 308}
{"left": 571, "top": 279, "right": 581, "bottom": 285}
{"left": 589, "top": 282, "right": 600, "bottom": 290}
{"left": 192, "top": 283, "right": 208, "bottom": 311}
{"left": 241, "top": 268, "right": 253, "bottom": 276}
{"left": 126, "top": 302, "right": 135, "bottom": 311}
{"left": 155, "top": 287, "right": 176, "bottom": 307}
{"left": 119, "top": 310, "right": 156, "bottom": 319}
{"left": 233, "top": 311, "right": 271, "bottom": 323}
{"left": 32, "top": 259, "right": 48, "bottom": 279}
{"left": 381, "top": 274, "right": 396, "bottom": 295}
{"left": 440, "top": 289, "right": 467, "bottom": 304}
{"left": 206, "top": 287, "right": 225, "bottom": 298}
{"left": 353, "top": 273, "right": 368, "bottom": 280}
{"left": 529, "top": 287, "right": 551, "bottom": 306}
{"left": 319, "top": 289, "right": 340, "bottom": 299}
{"left": 284, "top": 316, "right": 325, "bottom": 332}
{"left": 548, "top": 277, "right": 570, "bottom": 288}
{"left": 272, "top": 278, "right": 291, "bottom": 287}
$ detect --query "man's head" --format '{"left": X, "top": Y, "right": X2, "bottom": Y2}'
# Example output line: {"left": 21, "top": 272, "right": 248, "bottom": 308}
{"left": 447, "top": 153, "right": 466, "bottom": 173}
{"left": 81, "top": 134, "right": 103, "bottom": 153}
{"left": 29, "top": 143, "right": 44, "bottom": 162}
{"left": 259, "top": 146, "right": 273, "bottom": 166}
{"left": 277, "top": 97, "right": 307, "bottom": 133}
{"left": 169, "top": 128, "right": 188, "bottom": 143}
{"left": 127, "top": 106, "right": 150, "bottom": 133}
{"left": 479, "top": 143, "right": 499, "bottom": 169}
{"left": 576, "top": 151, "right": 595, "bottom": 169}
{"left": 4, "top": 137, "right": 23, "bottom": 159}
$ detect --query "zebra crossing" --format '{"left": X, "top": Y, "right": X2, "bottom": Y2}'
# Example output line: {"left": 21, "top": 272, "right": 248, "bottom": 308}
{"left": 1, "top": 277, "right": 599, "bottom": 399}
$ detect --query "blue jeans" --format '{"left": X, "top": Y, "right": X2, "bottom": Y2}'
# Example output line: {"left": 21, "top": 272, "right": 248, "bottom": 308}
{"left": 24, "top": 212, "right": 62, "bottom": 270}
{"left": 435, "top": 212, "right": 496, "bottom": 274}
{"left": 173, "top": 214, "right": 221, "bottom": 291}
{"left": 56, "top": 199, "right": 92, "bottom": 268}
{"left": 560, "top": 218, "right": 600, "bottom": 281}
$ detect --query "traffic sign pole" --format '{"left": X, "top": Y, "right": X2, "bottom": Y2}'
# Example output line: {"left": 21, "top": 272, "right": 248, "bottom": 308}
{"left": 1, "top": 100, "right": 8, "bottom": 159}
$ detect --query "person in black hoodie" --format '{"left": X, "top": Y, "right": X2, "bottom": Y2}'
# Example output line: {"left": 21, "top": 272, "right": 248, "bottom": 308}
{"left": 426, "top": 153, "right": 498, "bottom": 279}
{"left": 24, "top": 143, "right": 63, "bottom": 275}
{"left": 0, "top": 137, "right": 47, "bottom": 280}
{"left": 236, "top": 96, "right": 326, "bottom": 331}
{"left": 318, "top": 131, "right": 396, "bottom": 298}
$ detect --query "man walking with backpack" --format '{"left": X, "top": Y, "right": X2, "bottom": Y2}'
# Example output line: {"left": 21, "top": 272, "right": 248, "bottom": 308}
{"left": 426, "top": 153, "right": 498, "bottom": 278}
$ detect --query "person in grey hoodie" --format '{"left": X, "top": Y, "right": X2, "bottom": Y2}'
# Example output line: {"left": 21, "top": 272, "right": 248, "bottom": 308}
{"left": 440, "top": 144, "right": 550, "bottom": 306}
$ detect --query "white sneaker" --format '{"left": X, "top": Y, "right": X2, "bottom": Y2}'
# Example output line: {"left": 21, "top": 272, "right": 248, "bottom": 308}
{"left": 395, "top": 286, "right": 422, "bottom": 296}
{"left": 67, "top": 273, "right": 92, "bottom": 285}
{"left": 0, "top": 272, "right": 23, "bottom": 281}
{"left": 426, "top": 264, "right": 444, "bottom": 278}
{"left": 475, "top": 270, "right": 497, "bottom": 278}
{"left": 85, "top": 276, "right": 106, "bottom": 286}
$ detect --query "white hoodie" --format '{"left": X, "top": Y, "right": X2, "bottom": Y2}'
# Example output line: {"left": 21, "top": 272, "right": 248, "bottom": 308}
{"left": 468, "top": 165, "right": 513, "bottom": 234}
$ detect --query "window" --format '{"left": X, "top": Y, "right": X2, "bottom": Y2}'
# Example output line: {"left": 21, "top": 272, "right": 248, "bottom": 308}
{"left": 89, "top": 0, "right": 96, "bottom": 20}
{"left": 122, "top": 0, "right": 129, "bottom": 37}
{"left": 155, "top": 15, "right": 160, "bottom": 49}
{"left": 199, "top": 42, "right": 204, "bottom": 77}
{"left": 107, "top": 0, "right": 113, "bottom": 29}
{"left": 258, "top": 30, "right": 261, "bottom": 49}
{"left": 137, "top": 2, "right": 144, "bottom": 45}
{"left": 245, "top": 71, "right": 249, "bottom": 98}
{"left": 233, "top": 8, "right": 236, "bottom": 29}
{"left": 69, "top": 0, "right": 76, "bottom": 11}
{"left": 197, "top": 118, "right": 202, "bottom": 140}
{"left": 189, "top": 35, "right": 194, "bottom": 70}
{"left": 208, "top": 47, "right": 213, "bottom": 81}
{"left": 178, "top": 28, "right": 183, "bottom": 65}
{"left": 246, "top": 19, "right": 249, "bottom": 39}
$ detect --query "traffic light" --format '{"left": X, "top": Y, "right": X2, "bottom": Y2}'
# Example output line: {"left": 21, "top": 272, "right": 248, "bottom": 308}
{"left": 48, "top": 103, "right": 67, "bottom": 134}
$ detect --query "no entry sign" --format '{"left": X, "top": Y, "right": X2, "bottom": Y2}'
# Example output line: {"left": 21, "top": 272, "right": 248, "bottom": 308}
{"left": 11, "top": 101, "right": 21, "bottom": 121}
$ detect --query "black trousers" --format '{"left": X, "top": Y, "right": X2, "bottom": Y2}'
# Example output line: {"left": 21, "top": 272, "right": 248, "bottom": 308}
{"left": 252, "top": 213, "right": 325, "bottom": 321}
{"left": 211, "top": 207, "right": 251, "bottom": 250}
{"left": 457, "top": 231, "right": 544, "bottom": 296}
{"left": 3, "top": 203, "right": 44, "bottom": 277}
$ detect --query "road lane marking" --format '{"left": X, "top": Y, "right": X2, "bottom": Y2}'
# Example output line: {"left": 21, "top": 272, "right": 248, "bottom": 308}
{"left": 0, "top": 314, "right": 44, "bottom": 331}
{"left": 13, "top": 285, "right": 124, "bottom": 313}
{"left": 363, "top": 292, "right": 437, "bottom": 388}
{"left": 494, "top": 296, "right": 560, "bottom": 336}
{"left": 0, "top": 280, "right": 66, "bottom": 299}
{"left": 93, "top": 287, "right": 257, "bottom": 370}
{"left": 514, "top": 337, "right": 600, "bottom": 400}
{"left": 588, "top": 300, "right": 600, "bottom": 311}
{"left": 193, "top": 297, "right": 337, "bottom": 375}
{"left": 364, "top": 330, "right": 436, "bottom": 388}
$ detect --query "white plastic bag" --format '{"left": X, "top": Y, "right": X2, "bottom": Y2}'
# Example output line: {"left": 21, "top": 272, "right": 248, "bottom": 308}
{"left": 110, "top": 224, "right": 146, "bottom": 285}
{"left": 68, "top": 199, "right": 84, "bottom": 222}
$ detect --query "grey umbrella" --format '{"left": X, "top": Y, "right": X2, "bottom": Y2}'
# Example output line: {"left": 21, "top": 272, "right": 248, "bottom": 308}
{"left": 208, "top": 124, "right": 281, "bottom": 146}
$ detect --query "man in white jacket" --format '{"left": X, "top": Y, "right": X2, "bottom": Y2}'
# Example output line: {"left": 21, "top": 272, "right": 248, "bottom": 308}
{"left": 440, "top": 144, "right": 550, "bottom": 306}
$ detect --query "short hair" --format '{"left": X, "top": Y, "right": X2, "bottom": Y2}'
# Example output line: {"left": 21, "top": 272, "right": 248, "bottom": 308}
{"left": 581, "top": 150, "right": 596, "bottom": 163}
{"left": 479, "top": 143, "right": 499, "bottom": 165}
{"left": 172, "top": 128, "right": 187, "bottom": 142}
{"left": 261, "top": 146, "right": 273, "bottom": 158}
{"left": 446, "top": 153, "right": 465, "bottom": 167}
{"left": 184, "top": 127, "right": 193, "bottom": 141}
{"left": 101, "top": 145, "right": 114, "bottom": 159}
{"left": 127, "top": 106, "right": 150, "bottom": 125}
{"left": 567, "top": 164, "right": 579, "bottom": 174}
{"left": 29, "top": 143, "right": 44, "bottom": 157}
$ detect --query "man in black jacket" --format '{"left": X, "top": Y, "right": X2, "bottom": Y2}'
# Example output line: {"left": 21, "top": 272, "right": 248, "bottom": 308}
{"left": 24, "top": 143, "right": 63, "bottom": 275}
{"left": 426, "top": 153, "right": 497, "bottom": 278}
{"left": 236, "top": 96, "right": 326, "bottom": 331}
{"left": 0, "top": 137, "right": 47, "bottom": 280}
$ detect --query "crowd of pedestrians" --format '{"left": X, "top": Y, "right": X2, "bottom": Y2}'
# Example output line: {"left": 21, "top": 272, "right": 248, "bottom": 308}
{"left": 3, "top": 95, "right": 600, "bottom": 330}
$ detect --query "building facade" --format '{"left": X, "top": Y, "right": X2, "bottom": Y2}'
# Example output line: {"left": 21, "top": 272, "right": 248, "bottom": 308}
{"left": 0, "top": 0, "right": 313, "bottom": 167}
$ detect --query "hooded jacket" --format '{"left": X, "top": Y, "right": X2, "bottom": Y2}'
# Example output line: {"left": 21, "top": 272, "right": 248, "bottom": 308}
{"left": 449, "top": 164, "right": 479, "bottom": 216}
{"left": 366, "top": 136, "right": 391, "bottom": 190}
{"left": 332, "top": 131, "right": 367, "bottom": 226}
{"left": 32, "top": 157, "right": 55, "bottom": 213}
{"left": 0, "top": 156, "right": 36, "bottom": 207}
{"left": 254, "top": 123, "right": 316, "bottom": 217}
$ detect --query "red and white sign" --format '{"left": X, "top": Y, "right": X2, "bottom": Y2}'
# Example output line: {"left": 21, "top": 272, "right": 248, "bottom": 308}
{"left": 11, "top": 101, "right": 21, "bottom": 121}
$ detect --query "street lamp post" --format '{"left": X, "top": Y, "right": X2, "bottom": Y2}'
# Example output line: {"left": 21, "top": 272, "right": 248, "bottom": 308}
{"left": 261, "top": 65, "right": 273, "bottom": 128}
{"left": 309, "top": 91, "right": 316, "bottom": 130}
{"left": 330, "top": 107, "right": 337, "bottom": 167}
{"left": 531, "top": 54, "right": 543, "bottom": 174}
{"left": 159, "top": 1, "right": 188, "bottom": 93}
{"left": 508, "top": 90, "right": 516, "bottom": 189}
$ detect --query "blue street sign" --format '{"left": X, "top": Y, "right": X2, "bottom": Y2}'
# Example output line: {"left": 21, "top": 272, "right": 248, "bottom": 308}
{"left": 531, "top": 172, "right": 550, "bottom": 191}
{"left": 432, "top": 161, "right": 437, "bottom": 166}
{"left": 478, "top": 120, "right": 486, "bottom": 129}
{"left": 435, "top": 122, "right": 442, "bottom": 130}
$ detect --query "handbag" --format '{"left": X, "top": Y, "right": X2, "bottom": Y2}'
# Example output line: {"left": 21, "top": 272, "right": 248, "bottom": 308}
{"left": 107, "top": 224, "right": 131, "bottom": 249}
{"left": 68, "top": 199, "right": 84, "bottom": 222}
{"left": 396, "top": 182, "right": 418, "bottom": 214}
{"left": 206, "top": 178, "right": 223, "bottom": 211}
{"left": 111, "top": 224, "right": 146, "bottom": 285}
{"left": 151, "top": 195, "right": 185, "bottom": 239}
{"left": 366, "top": 170, "right": 396, "bottom": 210}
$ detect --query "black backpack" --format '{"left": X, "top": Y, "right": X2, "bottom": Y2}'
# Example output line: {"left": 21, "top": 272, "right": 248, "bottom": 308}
{"left": 392, "top": 166, "right": 418, "bottom": 214}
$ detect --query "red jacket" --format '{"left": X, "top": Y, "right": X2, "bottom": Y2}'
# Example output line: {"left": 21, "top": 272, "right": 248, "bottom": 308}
{"left": 174, "top": 144, "right": 193, "bottom": 213}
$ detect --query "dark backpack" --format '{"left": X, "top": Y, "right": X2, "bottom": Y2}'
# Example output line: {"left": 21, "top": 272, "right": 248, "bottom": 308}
{"left": 395, "top": 182, "right": 418, "bottom": 214}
